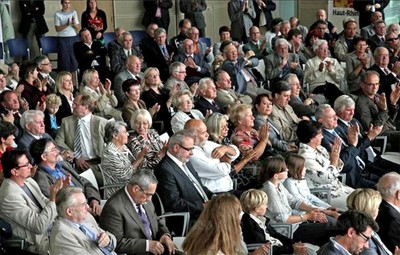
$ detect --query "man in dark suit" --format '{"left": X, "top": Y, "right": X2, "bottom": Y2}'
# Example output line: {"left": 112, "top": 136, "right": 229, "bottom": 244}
{"left": 100, "top": 170, "right": 177, "bottom": 255}
{"left": 317, "top": 210, "right": 378, "bottom": 255}
{"left": 0, "top": 91, "right": 25, "bottom": 143}
{"left": 376, "top": 172, "right": 400, "bottom": 252}
{"left": 194, "top": 78, "right": 224, "bottom": 116}
{"left": 179, "top": 0, "right": 207, "bottom": 37}
{"left": 173, "top": 38, "right": 211, "bottom": 86}
{"left": 353, "top": 0, "right": 390, "bottom": 29}
{"left": 142, "top": 0, "right": 173, "bottom": 33}
{"left": 30, "top": 138, "right": 101, "bottom": 216}
{"left": 74, "top": 28, "right": 107, "bottom": 83}
{"left": 228, "top": 0, "right": 256, "bottom": 43}
{"left": 360, "top": 11, "right": 382, "bottom": 40}
{"left": 142, "top": 27, "right": 173, "bottom": 82}
{"left": 367, "top": 20, "right": 386, "bottom": 53}
{"left": 155, "top": 129, "right": 213, "bottom": 223}
{"left": 35, "top": 55, "right": 57, "bottom": 93}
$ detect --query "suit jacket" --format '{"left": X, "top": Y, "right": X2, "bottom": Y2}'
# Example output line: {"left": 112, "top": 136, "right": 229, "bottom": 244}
{"left": 270, "top": 104, "right": 301, "bottom": 142}
{"left": 376, "top": 200, "right": 400, "bottom": 252}
{"left": 289, "top": 94, "right": 317, "bottom": 118}
{"left": 173, "top": 53, "right": 211, "bottom": 85}
{"left": 110, "top": 46, "right": 143, "bottom": 75}
{"left": 100, "top": 188, "right": 170, "bottom": 255}
{"left": 44, "top": 109, "right": 58, "bottom": 138}
{"left": 265, "top": 52, "right": 303, "bottom": 83}
{"left": 228, "top": 0, "right": 256, "bottom": 40}
{"left": 142, "top": 43, "right": 173, "bottom": 82}
{"left": 215, "top": 89, "right": 252, "bottom": 110}
{"left": 221, "top": 56, "right": 259, "bottom": 94}
{"left": 50, "top": 214, "right": 116, "bottom": 255}
{"left": 73, "top": 40, "right": 107, "bottom": 79}
{"left": 354, "top": 92, "right": 390, "bottom": 132}
{"left": 55, "top": 93, "right": 73, "bottom": 125}
{"left": 179, "top": 0, "right": 207, "bottom": 29}
{"left": 360, "top": 24, "right": 375, "bottom": 40}
{"left": 242, "top": 40, "right": 271, "bottom": 59}
{"left": 164, "top": 77, "right": 190, "bottom": 92}
{"left": 0, "top": 178, "right": 57, "bottom": 255}
{"left": 55, "top": 114, "right": 108, "bottom": 159}
{"left": 18, "top": 0, "right": 48, "bottom": 35}
{"left": 33, "top": 161, "right": 100, "bottom": 203}
{"left": 317, "top": 238, "right": 349, "bottom": 255}
{"left": 113, "top": 69, "right": 143, "bottom": 106}
{"left": 254, "top": 115, "right": 290, "bottom": 152}
{"left": 17, "top": 131, "right": 54, "bottom": 163}
{"left": 367, "top": 34, "right": 385, "bottom": 52}
{"left": 353, "top": 0, "right": 390, "bottom": 28}
{"left": 362, "top": 233, "right": 392, "bottom": 255}
{"left": 252, "top": 0, "right": 275, "bottom": 29}
{"left": 155, "top": 155, "right": 213, "bottom": 220}
{"left": 121, "top": 99, "right": 147, "bottom": 130}
{"left": 142, "top": 0, "right": 173, "bottom": 31}
{"left": 194, "top": 96, "right": 224, "bottom": 116}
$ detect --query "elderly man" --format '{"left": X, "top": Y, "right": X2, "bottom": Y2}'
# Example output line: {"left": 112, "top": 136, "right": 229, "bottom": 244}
{"left": 186, "top": 27, "right": 214, "bottom": 63}
{"left": 113, "top": 55, "right": 144, "bottom": 106}
{"left": 318, "top": 210, "right": 378, "bottom": 255}
{"left": 55, "top": 93, "right": 108, "bottom": 185}
{"left": 270, "top": 80, "right": 303, "bottom": 142}
{"left": 242, "top": 26, "right": 271, "bottom": 59}
{"left": 169, "top": 18, "right": 191, "bottom": 54}
{"left": 367, "top": 20, "right": 386, "bottom": 52}
{"left": 354, "top": 71, "right": 400, "bottom": 152}
{"left": 155, "top": 130, "right": 213, "bottom": 221}
{"left": 376, "top": 172, "right": 400, "bottom": 252}
{"left": 383, "top": 32, "right": 400, "bottom": 66}
{"left": 184, "top": 119, "right": 239, "bottom": 193}
{"left": 334, "top": 18, "right": 359, "bottom": 63}
{"left": 101, "top": 169, "right": 178, "bottom": 255}
{"left": 304, "top": 39, "right": 345, "bottom": 105}
{"left": 73, "top": 28, "right": 108, "bottom": 82}
{"left": 50, "top": 187, "right": 117, "bottom": 255}
{"left": 163, "top": 62, "right": 191, "bottom": 93}
{"left": 214, "top": 70, "right": 252, "bottom": 111}
{"left": 194, "top": 78, "right": 224, "bottom": 116}
{"left": 17, "top": 110, "right": 54, "bottom": 162}
{"left": 0, "top": 150, "right": 62, "bottom": 255}
{"left": 30, "top": 138, "right": 102, "bottom": 216}
{"left": 265, "top": 38, "right": 303, "bottom": 86}
{"left": 360, "top": 11, "right": 382, "bottom": 40}
{"left": 173, "top": 38, "right": 211, "bottom": 86}
{"left": 35, "top": 55, "right": 57, "bottom": 93}
{"left": 107, "top": 27, "right": 126, "bottom": 57}
{"left": 110, "top": 32, "right": 143, "bottom": 76}
{"left": 0, "top": 90, "right": 25, "bottom": 142}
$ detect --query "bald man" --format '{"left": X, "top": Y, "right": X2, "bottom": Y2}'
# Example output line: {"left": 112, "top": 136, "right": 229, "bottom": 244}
{"left": 183, "top": 119, "right": 239, "bottom": 193}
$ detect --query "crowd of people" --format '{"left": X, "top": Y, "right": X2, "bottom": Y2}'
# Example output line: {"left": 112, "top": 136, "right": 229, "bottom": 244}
{"left": 1, "top": 0, "right": 400, "bottom": 254}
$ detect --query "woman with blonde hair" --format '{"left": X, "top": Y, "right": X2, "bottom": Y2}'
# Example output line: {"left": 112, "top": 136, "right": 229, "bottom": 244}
{"left": 346, "top": 188, "right": 400, "bottom": 255}
{"left": 182, "top": 194, "right": 245, "bottom": 255}
{"left": 54, "top": 71, "right": 74, "bottom": 122}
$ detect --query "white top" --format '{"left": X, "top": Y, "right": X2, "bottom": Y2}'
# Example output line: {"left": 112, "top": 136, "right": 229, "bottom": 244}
{"left": 54, "top": 10, "right": 79, "bottom": 37}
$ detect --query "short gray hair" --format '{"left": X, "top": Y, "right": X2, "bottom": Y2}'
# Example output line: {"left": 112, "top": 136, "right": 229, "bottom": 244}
{"left": 168, "top": 129, "right": 196, "bottom": 150}
{"left": 198, "top": 77, "right": 213, "bottom": 92}
{"left": 377, "top": 172, "right": 400, "bottom": 198}
{"left": 315, "top": 104, "right": 332, "bottom": 120}
{"left": 171, "top": 90, "right": 192, "bottom": 111}
{"left": 154, "top": 27, "right": 166, "bottom": 38}
{"left": 132, "top": 109, "right": 152, "bottom": 130}
{"left": 169, "top": 62, "right": 185, "bottom": 75}
{"left": 56, "top": 187, "right": 83, "bottom": 216}
{"left": 334, "top": 95, "right": 355, "bottom": 113}
{"left": 104, "top": 121, "right": 127, "bottom": 144}
{"left": 20, "top": 110, "right": 44, "bottom": 131}
{"left": 313, "top": 39, "right": 328, "bottom": 52}
{"left": 275, "top": 38, "right": 290, "bottom": 49}
{"left": 128, "top": 168, "right": 158, "bottom": 189}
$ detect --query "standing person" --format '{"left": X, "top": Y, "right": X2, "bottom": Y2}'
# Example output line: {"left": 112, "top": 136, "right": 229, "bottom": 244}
{"left": 228, "top": 0, "right": 256, "bottom": 44}
{"left": 179, "top": 0, "right": 207, "bottom": 37}
{"left": 353, "top": 0, "right": 390, "bottom": 29}
{"left": 253, "top": 0, "right": 276, "bottom": 33}
{"left": 54, "top": 0, "right": 79, "bottom": 81}
{"left": 142, "top": 0, "right": 173, "bottom": 33}
{"left": 19, "top": 0, "right": 49, "bottom": 60}
{"left": 81, "top": 0, "right": 107, "bottom": 43}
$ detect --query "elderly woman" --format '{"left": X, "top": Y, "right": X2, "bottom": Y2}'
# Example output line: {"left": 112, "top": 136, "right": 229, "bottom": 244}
{"left": 54, "top": 71, "right": 74, "bottom": 123}
{"left": 101, "top": 121, "right": 146, "bottom": 199}
{"left": 171, "top": 90, "right": 204, "bottom": 133}
{"left": 346, "top": 188, "right": 400, "bottom": 255}
{"left": 80, "top": 69, "right": 122, "bottom": 121}
{"left": 346, "top": 37, "right": 374, "bottom": 93}
{"left": 127, "top": 109, "right": 168, "bottom": 169}
{"left": 304, "top": 39, "right": 345, "bottom": 104}
{"left": 121, "top": 79, "right": 147, "bottom": 129}
{"left": 141, "top": 67, "right": 173, "bottom": 135}
{"left": 297, "top": 120, "right": 353, "bottom": 211}
{"left": 205, "top": 112, "right": 230, "bottom": 145}
{"left": 254, "top": 93, "right": 297, "bottom": 153}
{"left": 259, "top": 155, "right": 334, "bottom": 246}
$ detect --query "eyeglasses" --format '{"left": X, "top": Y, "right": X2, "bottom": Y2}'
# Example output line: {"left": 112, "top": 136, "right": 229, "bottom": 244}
{"left": 138, "top": 186, "right": 155, "bottom": 197}
{"left": 386, "top": 38, "right": 398, "bottom": 42}
{"left": 15, "top": 163, "right": 31, "bottom": 169}
{"left": 45, "top": 147, "right": 60, "bottom": 154}
{"left": 41, "top": 62, "right": 51, "bottom": 66}
{"left": 358, "top": 232, "right": 371, "bottom": 242}
{"left": 178, "top": 143, "right": 194, "bottom": 152}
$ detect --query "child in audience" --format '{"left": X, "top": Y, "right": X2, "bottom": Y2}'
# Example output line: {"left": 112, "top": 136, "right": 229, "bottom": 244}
{"left": 44, "top": 94, "right": 62, "bottom": 138}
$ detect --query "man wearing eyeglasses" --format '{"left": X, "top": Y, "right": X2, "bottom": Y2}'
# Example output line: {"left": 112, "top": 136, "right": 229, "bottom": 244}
{"left": 0, "top": 149, "right": 64, "bottom": 255}
{"left": 100, "top": 169, "right": 178, "bottom": 255}
{"left": 155, "top": 129, "right": 213, "bottom": 223}
{"left": 318, "top": 210, "right": 378, "bottom": 255}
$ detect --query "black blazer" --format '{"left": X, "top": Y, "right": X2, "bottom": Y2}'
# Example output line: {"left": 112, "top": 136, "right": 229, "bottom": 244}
{"left": 18, "top": 0, "right": 48, "bottom": 35}
{"left": 142, "top": 43, "right": 173, "bottom": 82}
{"left": 155, "top": 155, "right": 213, "bottom": 221}
{"left": 142, "top": 0, "right": 173, "bottom": 32}
{"left": 194, "top": 96, "right": 225, "bottom": 117}
{"left": 241, "top": 212, "right": 294, "bottom": 255}
{"left": 376, "top": 200, "right": 400, "bottom": 252}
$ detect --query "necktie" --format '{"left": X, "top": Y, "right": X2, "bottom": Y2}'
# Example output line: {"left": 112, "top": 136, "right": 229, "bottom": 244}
{"left": 241, "top": 68, "right": 257, "bottom": 86}
{"left": 74, "top": 119, "right": 83, "bottom": 159}
{"left": 162, "top": 46, "right": 169, "bottom": 59}
{"left": 136, "top": 205, "right": 151, "bottom": 239}
{"left": 182, "top": 163, "right": 209, "bottom": 202}
{"left": 79, "top": 224, "right": 114, "bottom": 255}
{"left": 384, "top": 68, "right": 390, "bottom": 75}
{"left": 135, "top": 76, "right": 141, "bottom": 83}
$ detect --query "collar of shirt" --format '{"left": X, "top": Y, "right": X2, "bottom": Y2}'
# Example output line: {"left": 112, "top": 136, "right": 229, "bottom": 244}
{"left": 330, "top": 237, "right": 352, "bottom": 255}
{"left": 27, "top": 132, "right": 42, "bottom": 140}
{"left": 40, "top": 162, "right": 65, "bottom": 179}
{"left": 80, "top": 113, "right": 92, "bottom": 123}
{"left": 338, "top": 117, "right": 350, "bottom": 126}
{"left": 84, "top": 42, "right": 92, "bottom": 48}
{"left": 166, "top": 151, "right": 187, "bottom": 173}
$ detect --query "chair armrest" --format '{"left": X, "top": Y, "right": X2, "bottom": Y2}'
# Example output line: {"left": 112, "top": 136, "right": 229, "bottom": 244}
{"left": 310, "top": 187, "right": 331, "bottom": 204}
{"left": 158, "top": 212, "right": 190, "bottom": 237}
{"left": 270, "top": 223, "right": 294, "bottom": 239}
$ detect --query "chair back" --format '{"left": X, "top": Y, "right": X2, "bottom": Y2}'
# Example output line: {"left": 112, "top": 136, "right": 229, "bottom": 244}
{"left": 6, "top": 38, "right": 30, "bottom": 60}
{"left": 39, "top": 36, "right": 59, "bottom": 55}
{"left": 130, "top": 30, "right": 146, "bottom": 47}
{"left": 199, "top": 37, "right": 211, "bottom": 47}
{"left": 103, "top": 32, "right": 116, "bottom": 47}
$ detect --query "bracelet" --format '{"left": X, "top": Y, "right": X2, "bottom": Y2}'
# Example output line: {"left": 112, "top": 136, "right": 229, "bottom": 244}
{"left": 300, "top": 214, "right": 304, "bottom": 221}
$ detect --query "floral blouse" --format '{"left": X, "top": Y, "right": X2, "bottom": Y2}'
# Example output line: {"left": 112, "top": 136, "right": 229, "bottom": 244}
{"left": 231, "top": 128, "right": 260, "bottom": 159}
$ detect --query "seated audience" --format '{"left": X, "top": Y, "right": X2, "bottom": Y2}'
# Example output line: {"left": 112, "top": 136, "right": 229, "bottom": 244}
{"left": 44, "top": 94, "right": 62, "bottom": 138}
{"left": 18, "top": 61, "right": 46, "bottom": 111}
{"left": 163, "top": 62, "right": 192, "bottom": 93}
{"left": 334, "top": 17, "right": 358, "bottom": 63}
{"left": 169, "top": 18, "right": 191, "bottom": 54}
{"left": 195, "top": 77, "right": 225, "bottom": 116}
{"left": 0, "top": 121, "right": 16, "bottom": 184}
{"left": 289, "top": 16, "right": 308, "bottom": 39}
{"left": 297, "top": 120, "right": 353, "bottom": 211}
{"left": 110, "top": 32, "right": 143, "bottom": 76}
{"left": 171, "top": 90, "right": 204, "bottom": 133}
{"left": 384, "top": 31, "right": 400, "bottom": 66}
{"left": 127, "top": 109, "right": 168, "bottom": 170}
{"left": 287, "top": 28, "right": 308, "bottom": 67}
{"left": 0, "top": 150, "right": 61, "bottom": 255}
{"left": 271, "top": 20, "right": 292, "bottom": 50}
{"left": 186, "top": 27, "right": 214, "bottom": 63}
{"left": 121, "top": 79, "right": 149, "bottom": 130}
{"left": 30, "top": 138, "right": 101, "bottom": 215}
{"left": 309, "top": 9, "right": 337, "bottom": 40}
{"left": 0, "top": 90, "right": 24, "bottom": 142}
{"left": 54, "top": 71, "right": 74, "bottom": 123}
{"left": 367, "top": 20, "right": 386, "bottom": 53}
{"left": 80, "top": 69, "right": 122, "bottom": 121}
{"left": 102, "top": 121, "right": 145, "bottom": 199}
{"left": 360, "top": 11, "right": 382, "bottom": 40}
{"left": 35, "top": 55, "right": 57, "bottom": 93}
{"left": 50, "top": 187, "right": 116, "bottom": 254}
{"left": 243, "top": 26, "right": 272, "bottom": 59}
{"left": 213, "top": 25, "right": 234, "bottom": 56}
{"left": 259, "top": 155, "right": 335, "bottom": 246}
{"left": 100, "top": 169, "right": 177, "bottom": 255}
